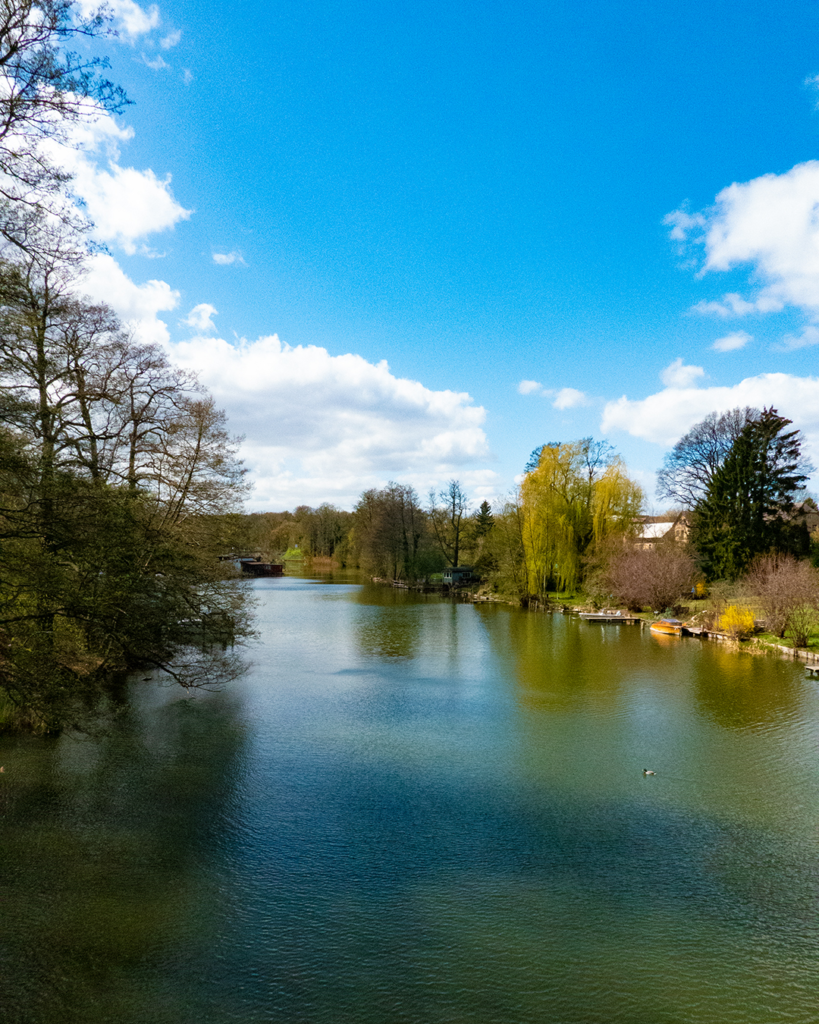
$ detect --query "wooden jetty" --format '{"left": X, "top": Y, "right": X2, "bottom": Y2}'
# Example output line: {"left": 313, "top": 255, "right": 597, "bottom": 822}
{"left": 579, "top": 612, "right": 641, "bottom": 623}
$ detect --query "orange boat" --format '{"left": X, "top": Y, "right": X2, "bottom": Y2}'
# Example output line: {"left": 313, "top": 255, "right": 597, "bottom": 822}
{"left": 650, "top": 618, "right": 683, "bottom": 636}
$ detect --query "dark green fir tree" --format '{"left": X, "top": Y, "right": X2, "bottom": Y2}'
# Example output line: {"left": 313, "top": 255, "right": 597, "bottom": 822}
{"left": 692, "top": 408, "right": 811, "bottom": 580}
{"left": 474, "top": 500, "right": 495, "bottom": 537}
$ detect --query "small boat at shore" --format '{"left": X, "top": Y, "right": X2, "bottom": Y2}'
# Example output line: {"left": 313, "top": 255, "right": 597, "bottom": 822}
{"left": 240, "top": 560, "right": 285, "bottom": 577}
{"left": 579, "top": 611, "right": 640, "bottom": 623}
{"left": 650, "top": 618, "right": 683, "bottom": 636}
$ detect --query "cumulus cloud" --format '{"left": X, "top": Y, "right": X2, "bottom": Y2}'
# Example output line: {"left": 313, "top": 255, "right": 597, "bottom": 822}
{"left": 183, "top": 303, "right": 218, "bottom": 333}
{"left": 165, "top": 334, "right": 493, "bottom": 508}
{"left": 712, "top": 331, "right": 752, "bottom": 352}
{"left": 80, "top": 254, "right": 179, "bottom": 345}
{"left": 601, "top": 374, "right": 819, "bottom": 465}
{"left": 42, "top": 110, "right": 191, "bottom": 254}
{"left": 79, "top": 163, "right": 189, "bottom": 254}
{"left": 77, "top": 0, "right": 160, "bottom": 40}
{"left": 668, "top": 161, "right": 819, "bottom": 318}
{"left": 213, "top": 251, "right": 247, "bottom": 266}
{"left": 552, "top": 387, "right": 588, "bottom": 410}
{"left": 161, "top": 29, "right": 182, "bottom": 49}
{"left": 660, "top": 358, "right": 705, "bottom": 388}
{"left": 518, "top": 379, "right": 542, "bottom": 395}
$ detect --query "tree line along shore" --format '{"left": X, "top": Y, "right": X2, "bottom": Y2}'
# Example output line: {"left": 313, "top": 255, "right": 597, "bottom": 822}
{"left": 0, "top": 4, "right": 249, "bottom": 733}
{"left": 230, "top": 408, "right": 819, "bottom": 657}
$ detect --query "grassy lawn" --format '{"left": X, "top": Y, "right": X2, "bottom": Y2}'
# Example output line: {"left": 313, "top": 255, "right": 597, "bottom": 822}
{"left": 544, "top": 589, "right": 587, "bottom": 606}
{"left": 751, "top": 629, "right": 819, "bottom": 651}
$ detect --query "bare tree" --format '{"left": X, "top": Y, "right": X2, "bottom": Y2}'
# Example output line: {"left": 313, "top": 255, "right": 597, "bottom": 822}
{"left": 355, "top": 482, "right": 425, "bottom": 579}
{"left": 152, "top": 396, "right": 248, "bottom": 527}
{"left": 656, "top": 408, "right": 759, "bottom": 509}
{"left": 108, "top": 342, "right": 200, "bottom": 495}
{"left": 0, "top": 0, "right": 128, "bottom": 249}
{"left": 428, "top": 479, "right": 470, "bottom": 567}
{"left": 743, "top": 553, "right": 819, "bottom": 644}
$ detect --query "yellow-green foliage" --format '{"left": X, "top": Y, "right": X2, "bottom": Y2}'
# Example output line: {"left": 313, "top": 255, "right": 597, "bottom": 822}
{"left": 720, "top": 604, "right": 755, "bottom": 639}
{"left": 519, "top": 441, "right": 643, "bottom": 595}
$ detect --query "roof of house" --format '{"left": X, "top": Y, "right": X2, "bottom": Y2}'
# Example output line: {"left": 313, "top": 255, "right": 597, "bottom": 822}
{"left": 638, "top": 523, "right": 674, "bottom": 540}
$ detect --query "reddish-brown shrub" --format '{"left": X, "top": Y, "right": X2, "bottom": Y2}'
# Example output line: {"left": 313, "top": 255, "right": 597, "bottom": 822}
{"left": 743, "top": 553, "right": 819, "bottom": 645}
{"left": 606, "top": 542, "right": 697, "bottom": 613}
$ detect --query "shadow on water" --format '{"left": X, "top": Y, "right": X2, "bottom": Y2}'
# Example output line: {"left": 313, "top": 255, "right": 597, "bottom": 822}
{"left": 0, "top": 687, "right": 249, "bottom": 1024}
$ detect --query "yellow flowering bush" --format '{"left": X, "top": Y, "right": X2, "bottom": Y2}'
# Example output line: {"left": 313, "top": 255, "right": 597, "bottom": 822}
{"left": 720, "top": 605, "right": 755, "bottom": 639}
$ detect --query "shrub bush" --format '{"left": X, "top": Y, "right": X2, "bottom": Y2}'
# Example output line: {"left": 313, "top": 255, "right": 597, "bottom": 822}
{"left": 720, "top": 605, "right": 756, "bottom": 639}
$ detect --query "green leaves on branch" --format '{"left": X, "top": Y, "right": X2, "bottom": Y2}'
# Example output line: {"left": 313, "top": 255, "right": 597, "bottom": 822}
{"left": 520, "top": 437, "right": 643, "bottom": 597}
{"left": 0, "top": 259, "right": 248, "bottom": 730}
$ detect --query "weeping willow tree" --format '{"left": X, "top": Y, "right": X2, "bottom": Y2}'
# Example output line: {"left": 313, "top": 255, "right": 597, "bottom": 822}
{"left": 519, "top": 439, "right": 643, "bottom": 596}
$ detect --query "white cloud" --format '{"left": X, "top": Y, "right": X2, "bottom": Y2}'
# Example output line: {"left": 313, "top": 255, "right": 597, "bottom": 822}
{"left": 669, "top": 161, "right": 819, "bottom": 317}
{"left": 161, "top": 29, "right": 182, "bottom": 49}
{"left": 517, "top": 381, "right": 589, "bottom": 408}
{"left": 182, "top": 69, "right": 194, "bottom": 85}
{"left": 79, "top": 164, "right": 190, "bottom": 254}
{"left": 80, "top": 253, "right": 179, "bottom": 345}
{"left": 552, "top": 387, "right": 587, "bottom": 410}
{"left": 183, "top": 303, "right": 218, "bottom": 333}
{"left": 712, "top": 330, "right": 752, "bottom": 352}
{"left": 213, "top": 251, "right": 247, "bottom": 266}
{"left": 780, "top": 325, "right": 819, "bottom": 350}
{"left": 43, "top": 110, "right": 191, "bottom": 254}
{"left": 141, "top": 53, "right": 170, "bottom": 71}
{"left": 663, "top": 208, "right": 706, "bottom": 241}
{"left": 660, "top": 358, "right": 704, "bottom": 388}
{"left": 601, "top": 374, "right": 819, "bottom": 467}
{"left": 165, "top": 334, "right": 493, "bottom": 508}
{"left": 691, "top": 292, "right": 769, "bottom": 317}
{"left": 77, "top": 0, "right": 160, "bottom": 40}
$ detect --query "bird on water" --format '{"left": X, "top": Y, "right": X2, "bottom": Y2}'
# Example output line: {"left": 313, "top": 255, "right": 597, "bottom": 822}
{"left": 643, "top": 768, "right": 656, "bottom": 775}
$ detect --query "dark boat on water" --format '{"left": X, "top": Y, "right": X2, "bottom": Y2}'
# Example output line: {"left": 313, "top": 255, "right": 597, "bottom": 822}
{"left": 239, "top": 559, "right": 285, "bottom": 577}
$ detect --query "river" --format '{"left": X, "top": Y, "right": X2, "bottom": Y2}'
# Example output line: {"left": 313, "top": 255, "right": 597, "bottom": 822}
{"left": 2, "top": 574, "right": 819, "bottom": 1023}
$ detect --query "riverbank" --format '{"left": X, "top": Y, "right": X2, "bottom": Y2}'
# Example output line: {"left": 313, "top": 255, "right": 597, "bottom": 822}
{"left": 365, "top": 574, "right": 819, "bottom": 669}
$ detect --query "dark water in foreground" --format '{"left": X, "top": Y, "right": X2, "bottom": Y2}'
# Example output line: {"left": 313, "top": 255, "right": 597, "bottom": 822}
{"left": 2, "top": 576, "right": 819, "bottom": 1023}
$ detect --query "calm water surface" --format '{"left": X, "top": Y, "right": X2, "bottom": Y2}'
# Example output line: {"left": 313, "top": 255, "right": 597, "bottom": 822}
{"left": 2, "top": 576, "right": 819, "bottom": 1023}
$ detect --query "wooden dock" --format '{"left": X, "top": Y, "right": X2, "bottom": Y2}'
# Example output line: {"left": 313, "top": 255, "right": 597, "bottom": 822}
{"left": 579, "top": 612, "right": 641, "bottom": 623}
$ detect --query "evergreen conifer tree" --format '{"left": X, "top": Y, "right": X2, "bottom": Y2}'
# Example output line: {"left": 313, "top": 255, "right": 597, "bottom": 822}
{"left": 475, "top": 500, "right": 494, "bottom": 536}
{"left": 692, "top": 408, "right": 810, "bottom": 580}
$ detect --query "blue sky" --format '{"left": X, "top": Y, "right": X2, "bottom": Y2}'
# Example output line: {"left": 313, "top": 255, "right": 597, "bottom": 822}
{"left": 67, "top": 0, "right": 819, "bottom": 508}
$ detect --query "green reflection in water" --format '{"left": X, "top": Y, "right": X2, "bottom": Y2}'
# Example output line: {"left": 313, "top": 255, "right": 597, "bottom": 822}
{"left": 691, "top": 643, "right": 805, "bottom": 731}
{"left": 1, "top": 691, "right": 248, "bottom": 1024}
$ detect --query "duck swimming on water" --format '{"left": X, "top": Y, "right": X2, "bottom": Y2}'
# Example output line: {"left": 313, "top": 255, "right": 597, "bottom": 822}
{"left": 642, "top": 769, "right": 656, "bottom": 775}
